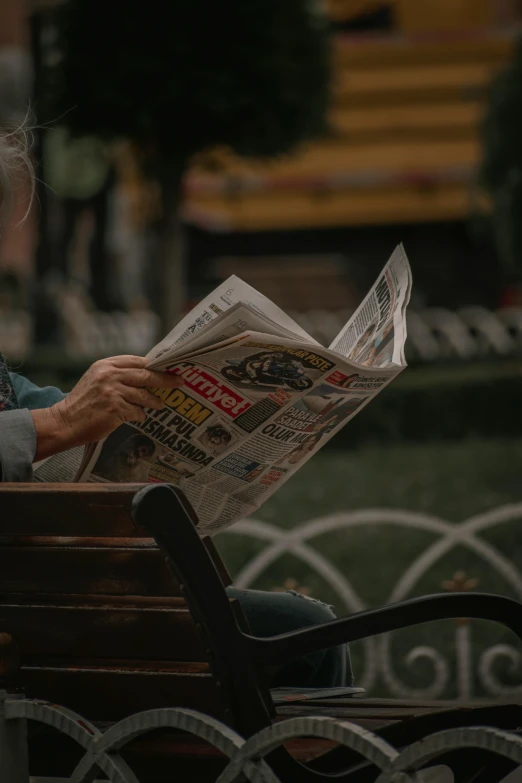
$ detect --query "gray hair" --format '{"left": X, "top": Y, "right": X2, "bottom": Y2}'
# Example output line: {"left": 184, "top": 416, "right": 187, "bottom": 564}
{"left": 0, "top": 122, "right": 35, "bottom": 226}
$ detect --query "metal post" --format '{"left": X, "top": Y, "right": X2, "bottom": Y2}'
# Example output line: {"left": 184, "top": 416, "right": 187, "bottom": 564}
{"left": 0, "top": 692, "right": 29, "bottom": 783}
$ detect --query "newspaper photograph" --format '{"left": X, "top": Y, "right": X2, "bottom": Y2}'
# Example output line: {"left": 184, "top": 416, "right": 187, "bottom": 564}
{"left": 40, "top": 244, "right": 412, "bottom": 535}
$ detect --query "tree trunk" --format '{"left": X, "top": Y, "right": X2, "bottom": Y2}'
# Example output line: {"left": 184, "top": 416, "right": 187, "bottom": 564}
{"left": 157, "top": 159, "right": 187, "bottom": 337}
{"left": 30, "top": 6, "right": 60, "bottom": 345}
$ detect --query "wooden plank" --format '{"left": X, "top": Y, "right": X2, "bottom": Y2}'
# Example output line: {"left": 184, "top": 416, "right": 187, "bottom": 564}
{"left": 395, "top": 0, "right": 492, "bottom": 36}
{"left": 333, "top": 31, "right": 514, "bottom": 69}
{"left": 19, "top": 665, "right": 224, "bottom": 721}
{"left": 0, "top": 604, "right": 208, "bottom": 661}
{"left": 190, "top": 138, "right": 478, "bottom": 181}
{"left": 277, "top": 705, "right": 449, "bottom": 719}
{"left": 317, "top": 697, "right": 522, "bottom": 707}
{"left": 327, "top": 0, "right": 384, "bottom": 23}
{"left": 0, "top": 535, "right": 158, "bottom": 548}
{"left": 0, "top": 485, "right": 231, "bottom": 583}
{"left": 0, "top": 593, "right": 188, "bottom": 607}
{"left": 185, "top": 182, "right": 474, "bottom": 232}
{"left": 0, "top": 547, "right": 229, "bottom": 597}
{"left": 331, "top": 101, "right": 482, "bottom": 138}
{"left": 22, "top": 659, "right": 210, "bottom": 672}
{"left": 335, "top": 62, "right": 497, "bottom": 103}
{"left": 0, "top": 484, "right": 142, "bottom": 537}
{"left": 0, "top": 542, "right": 229, "bottom": 588}
{"left": 0, "top": 546, "right": 181, "bottom": 596}
{"left": 277, "top": 700, "right": 522, "bottom": 722}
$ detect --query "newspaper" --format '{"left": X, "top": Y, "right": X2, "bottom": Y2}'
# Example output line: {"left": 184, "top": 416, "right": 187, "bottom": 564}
{"left": 148, "top": 274, "right": 318, "bottom": 363}
{"left": 36, "top": 245, "right": 412, "bottom": 535}
{"left": 329, "top": 244, "right": 411, "bottom": 368}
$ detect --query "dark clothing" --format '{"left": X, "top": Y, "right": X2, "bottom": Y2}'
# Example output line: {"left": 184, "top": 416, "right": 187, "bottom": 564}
{"left": 227, "top": 587, "right": 352, "bottom": 687}
{"left": 0, "top": 353, "right": 19, "bottom": 411}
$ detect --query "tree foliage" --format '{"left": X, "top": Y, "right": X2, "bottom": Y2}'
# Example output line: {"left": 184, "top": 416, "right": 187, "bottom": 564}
{"left": 52, "top": 0, "right": 332, "bottom": 162}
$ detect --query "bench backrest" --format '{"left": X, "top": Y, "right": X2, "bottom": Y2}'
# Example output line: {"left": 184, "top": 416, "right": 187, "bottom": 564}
{"left": 0, "top": 484, "right": 273, "bottom": 731}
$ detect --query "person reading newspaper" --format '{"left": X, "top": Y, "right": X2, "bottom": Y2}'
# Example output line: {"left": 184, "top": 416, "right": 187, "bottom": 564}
{"left": 14, "top": 245, "right": 408, "bottom": 693}
{"left": 0, "top": 127, "right": 369, "bottom": 695}
{"left": 1, "top": 225, "right": 409, "bottom": 693}
{"left": 0, "top": 356, "right": 354, "bottom": 693}
{"left": 31, "top": 244, "right": 410, "bottom": 531}
{"left": 0, "top": 127, "right": 412, "bottom": 696}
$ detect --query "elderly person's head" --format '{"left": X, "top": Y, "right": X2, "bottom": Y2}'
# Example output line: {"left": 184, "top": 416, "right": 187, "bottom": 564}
{"left": 0, "top": 122, "right": 184, "bottom": 467}
{"left": 0, "top": 126, "right": 34, "bottom": 225}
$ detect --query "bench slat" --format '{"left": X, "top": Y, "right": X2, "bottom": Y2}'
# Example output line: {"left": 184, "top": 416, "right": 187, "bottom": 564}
{"left": 0, "top": 546, "right": 230, "bottom": 595}
{"left": 0, "top": 605, "right": 208, "bottom": 661}
{"left": 19, "top": 666, "right": 225, "bottom": 721}
{"left": 0, "top": 546, "right": 182, "bottom": 596}
{"left": 0, "top": 484, "right": 142, "bottom": 536}
{"left": 0, "top": 536, "right": 158, "bottom": 548}
{"left": 0, "top": 593, "right": 188, "bottom": 607}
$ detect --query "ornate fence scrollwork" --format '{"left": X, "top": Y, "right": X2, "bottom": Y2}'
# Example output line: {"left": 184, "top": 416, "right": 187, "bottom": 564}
{"left": 3, "top": 694, "right": 522, "bottom": 782}
{"left": 226, "top": 504, "right": 522, "bottom": 700}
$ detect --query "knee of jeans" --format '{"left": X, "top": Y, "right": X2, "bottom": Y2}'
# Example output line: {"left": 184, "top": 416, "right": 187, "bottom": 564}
{"left": 284, "top": 589, "right": 338, "bottom": 625}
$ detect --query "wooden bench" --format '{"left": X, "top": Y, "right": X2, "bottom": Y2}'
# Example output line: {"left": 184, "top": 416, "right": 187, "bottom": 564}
{"left": 2, "top": 482, "right": 522, "bottom": 782}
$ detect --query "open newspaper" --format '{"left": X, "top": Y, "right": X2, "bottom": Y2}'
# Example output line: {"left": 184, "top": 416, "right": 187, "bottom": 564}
{"left": 34, "top": 244, "right": 412, "bottom": 535}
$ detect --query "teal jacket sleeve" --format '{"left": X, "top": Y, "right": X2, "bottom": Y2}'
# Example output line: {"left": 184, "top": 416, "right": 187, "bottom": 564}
{"left": 9, "top": 374, "right": 66, "bottom": 410}
{"left": 0, "top": 375, "right": 66, "bottom": 482}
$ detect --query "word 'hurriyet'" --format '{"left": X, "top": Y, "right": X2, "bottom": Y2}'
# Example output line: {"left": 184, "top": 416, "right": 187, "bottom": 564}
{"left": 167, "top": 364, "right": 250, "bottom": 418}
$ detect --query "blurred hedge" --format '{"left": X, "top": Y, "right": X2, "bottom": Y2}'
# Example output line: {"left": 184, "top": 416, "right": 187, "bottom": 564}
{"left": 335, "top": 360, "right": 522, "bottom": 446}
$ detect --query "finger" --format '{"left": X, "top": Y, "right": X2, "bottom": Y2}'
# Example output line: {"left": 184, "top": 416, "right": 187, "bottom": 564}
{"left": 121, "top": 402, "right": 147, "bottom": 423}
{"left": 120, "top": 368, "right": 184, "bottom": 389}
{"left": 121, "top": 386, "right": 165, "bottom": 411}
{"left": 106, "top": 355, "right": 149, "bottom": 369}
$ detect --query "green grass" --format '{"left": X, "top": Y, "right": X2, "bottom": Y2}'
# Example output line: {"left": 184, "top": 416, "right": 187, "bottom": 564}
{"left": 256, "top": 438, "right": 521, "bottom": 522}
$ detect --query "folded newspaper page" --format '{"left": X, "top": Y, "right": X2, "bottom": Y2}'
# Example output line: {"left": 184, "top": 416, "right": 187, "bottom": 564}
{"left": 36, "top": 245, "right": 412, "bottom": 535}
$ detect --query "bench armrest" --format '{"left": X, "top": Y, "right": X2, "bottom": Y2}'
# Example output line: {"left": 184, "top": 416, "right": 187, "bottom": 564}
{"left": 246, "top": 592, "right": 522, "bottom": 666}
{"left": 133, "top": 484, "right": 522, "bottom": 698}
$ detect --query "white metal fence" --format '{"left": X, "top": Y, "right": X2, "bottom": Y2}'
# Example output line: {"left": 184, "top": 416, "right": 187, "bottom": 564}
{"left": 2, "top": 305, "right": 522, "bottom": 362}
{"left": 4, "top": 692, "right": 522, "bottom": 783}
{"left": 226, "top": 503, "right": 522, "bottom": 701}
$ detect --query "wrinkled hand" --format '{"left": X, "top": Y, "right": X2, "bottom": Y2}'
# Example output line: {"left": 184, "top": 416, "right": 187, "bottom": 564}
{"left": 32, "top": 356, "right": 183, "bottom": 460}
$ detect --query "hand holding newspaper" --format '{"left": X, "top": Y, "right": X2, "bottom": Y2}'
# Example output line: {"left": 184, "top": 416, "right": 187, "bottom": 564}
{"left": 35, "top": 245, "right": 412, "bottom": 535}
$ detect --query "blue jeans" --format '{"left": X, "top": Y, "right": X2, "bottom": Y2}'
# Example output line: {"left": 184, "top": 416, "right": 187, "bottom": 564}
{"left": 226, "top": 586, "right": 353, "bottom": 688}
